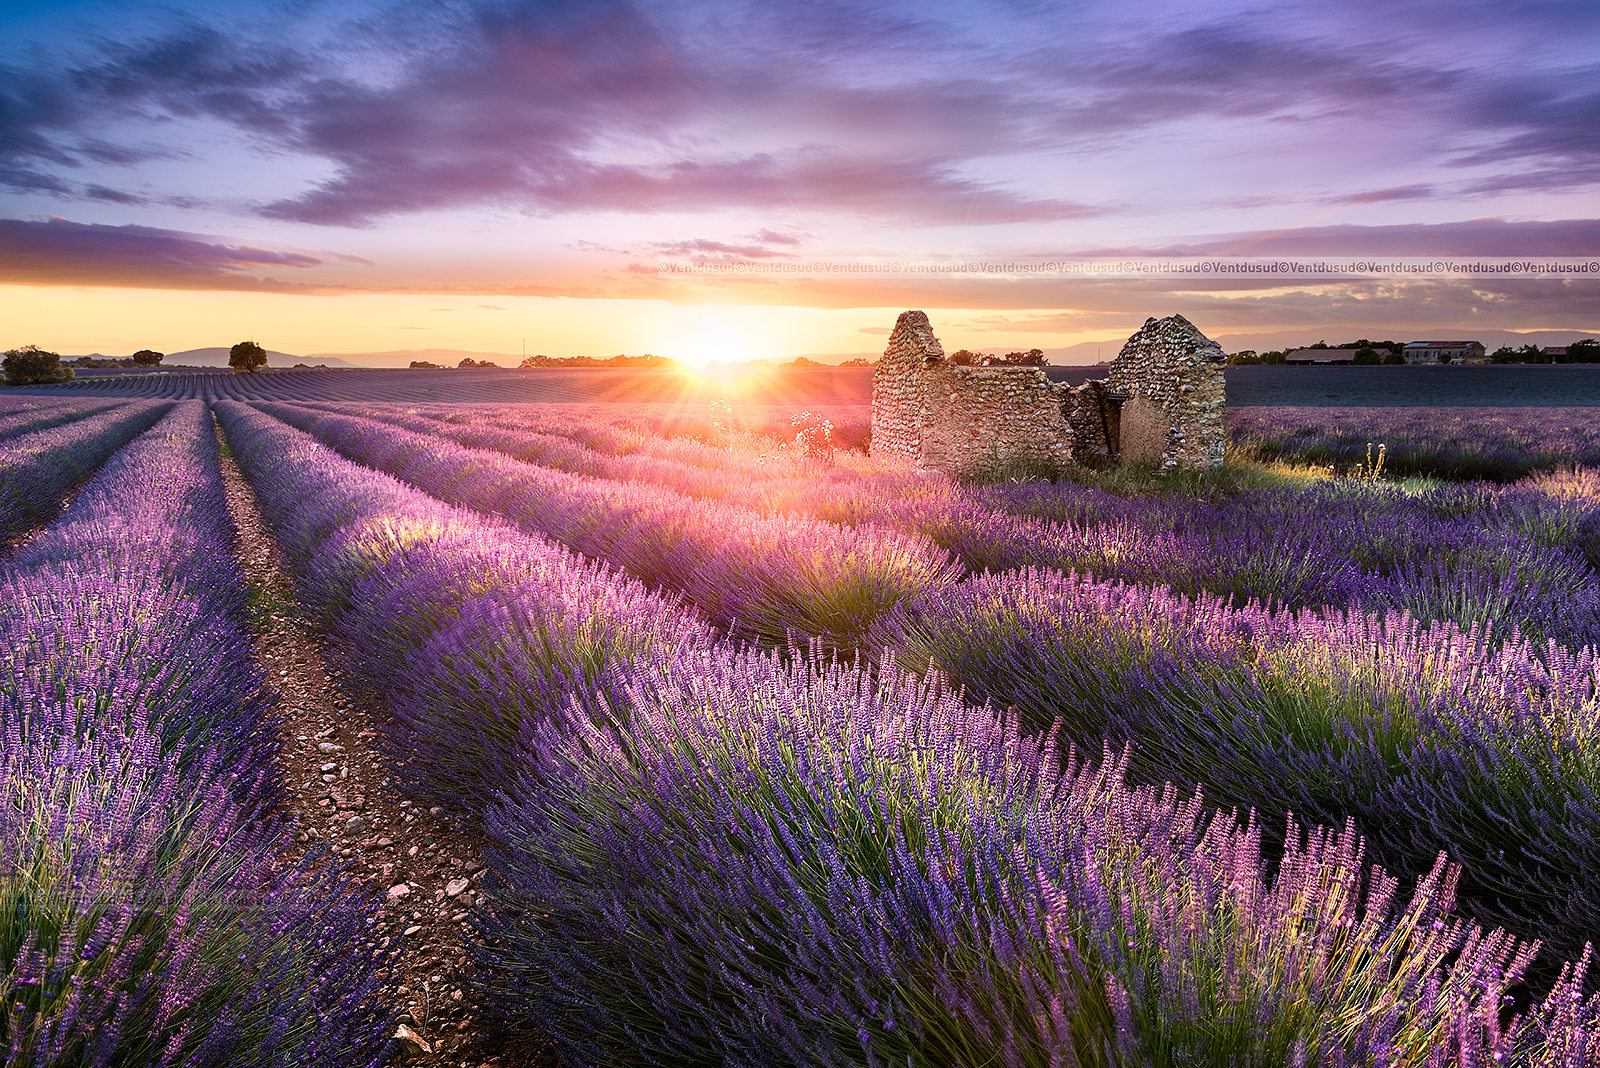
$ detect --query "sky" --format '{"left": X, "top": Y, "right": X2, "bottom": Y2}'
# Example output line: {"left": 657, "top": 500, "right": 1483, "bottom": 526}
{"left": 2, "top": 0, "right": 1598, "bottom": 364}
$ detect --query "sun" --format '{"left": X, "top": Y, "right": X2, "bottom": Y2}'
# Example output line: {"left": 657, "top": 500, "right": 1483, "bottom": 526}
{"left": 684, "top": 318, "right": 749, "bottom": 367}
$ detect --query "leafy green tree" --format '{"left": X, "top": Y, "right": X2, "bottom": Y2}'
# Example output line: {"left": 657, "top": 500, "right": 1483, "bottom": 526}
{"left": 980, "top": 349, "right": 1048, "bottom": 366}
{"left": 228, "top": 343, "right": 265, "bottom": 377}
{"left": 229, "top": 340, "right": 267, "bottom": 373}
{"left": 2, "top": 345, "right": 73, "bottom": 385}
{"left": 1353, "top": 346, "right": 1380, "bottom": 365}
{"left": 1567, "top": 338, "right": 1600, "bottom": 362}
{"left": 131, "top": 348, "right": 163, "bottom": 367}
{"left": 1383, "top": 349, "right": 1405, "bottom": 365}
{"left": 947, "top": 349, "right": 981, "bottom": 366}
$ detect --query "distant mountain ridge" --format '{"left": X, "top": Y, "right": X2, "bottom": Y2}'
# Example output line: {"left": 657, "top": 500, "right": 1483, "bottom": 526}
{"left": 164, "top": 347, "right": 363, "bottom": 368}
{"left": 302, "top": 348, "right": 520, "bottom": 368}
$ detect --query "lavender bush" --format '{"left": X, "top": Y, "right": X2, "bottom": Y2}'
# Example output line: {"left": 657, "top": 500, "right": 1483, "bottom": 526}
{"left": 971, "top": 474, "right": 1600, "bottom": 646}
{"left": 0, "top": 720, "right": 389, "bottom": 1067}
{"left": 0, "top": 401, "right": 391, "bottom": 1065}
{"left": 476, "top": 646, "right": 1600, "bottom": 1066}
{"left": 0, "top": 400, "right": 171, "bottom": 545}
{"left": 1, "top": 403, "right": 274, "bottom": 788}
{"left": 875, "top": 566, "right": 1600, "bottom": 962}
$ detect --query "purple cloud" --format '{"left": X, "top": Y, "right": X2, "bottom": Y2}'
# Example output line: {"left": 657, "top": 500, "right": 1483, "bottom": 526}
{"left": 0, "top": 216, "right": 363, "bottom": 291}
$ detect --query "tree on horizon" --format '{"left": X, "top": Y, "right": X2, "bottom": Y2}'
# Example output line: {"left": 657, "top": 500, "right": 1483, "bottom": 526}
{"left": 3, "top": 345, "right": 73, "bottom": 385}
{"left": 229, "top": 340, "right": 267, "bottom": 373}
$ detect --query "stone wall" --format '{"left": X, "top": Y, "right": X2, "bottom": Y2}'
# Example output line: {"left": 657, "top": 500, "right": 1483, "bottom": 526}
{"left": 871, "top": 309, "right": 1226, "bottom": 476}
{"left": 1105, "top": 313, "right": 1227, "bottom": 469}
{"left": 918, "top": 363, "right": 1071, "bottom": 475}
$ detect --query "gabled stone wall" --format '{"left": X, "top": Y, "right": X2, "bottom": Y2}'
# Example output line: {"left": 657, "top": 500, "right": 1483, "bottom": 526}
{"left": 1105, "top": 313, "right": 1227, "bottom": 469}
{"left": 870, "top": 310, "right": 1226, "bottom": 476}
{"left": 869, "top": 310, "right": 941, "bottom": 464}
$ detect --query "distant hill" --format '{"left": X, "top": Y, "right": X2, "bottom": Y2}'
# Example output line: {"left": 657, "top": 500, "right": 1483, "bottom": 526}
{"left": 164, "top": 347, "right": 362, "bottom": 369}
{"left": 301, "top": 348, "right": 520, "bottom": 368}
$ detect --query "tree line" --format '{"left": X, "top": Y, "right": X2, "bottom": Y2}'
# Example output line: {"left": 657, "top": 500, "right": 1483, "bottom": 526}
{"left": 2, "top": 342, "right": 270, "bottom": 384}
{"left": 1489, "top": 339, "right": 1600, "bottom": 363}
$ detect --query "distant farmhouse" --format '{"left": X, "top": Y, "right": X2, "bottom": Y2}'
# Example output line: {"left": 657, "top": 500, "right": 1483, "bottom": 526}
{"left": 1285, "top": 348, "right": 1362, "bottom": 364}
{"left": 1543, "top": 347, "right": 1567, "bottom": 360}
{"left": 1402, "top": 340, "right": 1487, "bottom": 364}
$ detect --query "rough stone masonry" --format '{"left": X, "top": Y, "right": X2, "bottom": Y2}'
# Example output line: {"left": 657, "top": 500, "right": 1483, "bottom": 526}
{"left": 870, "top": 310, "right": 1226, "bottom": 476}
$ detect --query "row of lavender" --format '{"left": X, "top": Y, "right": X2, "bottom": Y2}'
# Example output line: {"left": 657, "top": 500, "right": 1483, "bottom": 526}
{"left": 0, "top": 397, "right": 126, "bottom": 442}
{"left": 249, "top": 399, "right": 954, "bottom": 650}
{"left": 0, "top": 402, "right": 389, "bottom": 1065}
{"left": 301, "top": 398, "right": 1600, "bottom": 649}
{"left": 0, "top": 400, "right": 173, "bottom": 545}
{"left": 216, "top": 399, "right": 1600, "bottom": 1064}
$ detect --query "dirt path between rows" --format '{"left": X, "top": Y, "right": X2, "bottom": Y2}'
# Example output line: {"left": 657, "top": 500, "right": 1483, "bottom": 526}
{"left": 215, "top": 416, "right": 545, "bottom": 1067}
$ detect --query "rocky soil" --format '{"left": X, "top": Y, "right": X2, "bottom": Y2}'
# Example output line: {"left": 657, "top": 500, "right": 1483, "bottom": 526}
{"left": 216, "top": 419, "right": 546, "bottom": 1066}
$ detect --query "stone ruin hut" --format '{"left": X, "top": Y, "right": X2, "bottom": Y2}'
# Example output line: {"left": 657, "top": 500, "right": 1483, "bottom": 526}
{"left": 870, "top": 310, "right": 1226, "bottom": 476}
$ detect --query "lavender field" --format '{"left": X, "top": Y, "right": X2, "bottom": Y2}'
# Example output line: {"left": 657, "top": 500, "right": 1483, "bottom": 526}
{"left": 4, "top": 383, "right": 1600, "bottom": 1066}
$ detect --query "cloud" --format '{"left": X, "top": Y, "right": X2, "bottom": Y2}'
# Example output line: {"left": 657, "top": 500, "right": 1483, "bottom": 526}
{"left": 5, "top": 1, "right": 1100, "bottom": 226}
{"left": 648, "top": 236, "right": 796, "bottom": 259}
{"left": 588, "top": 228, "right": 812, "bottom": 262}
{"left": 1090, "top": 217, "right": 1600, "bottom": 257}
{"left": 1450, "top": 82, "right": 1600, "bottom": 193}
{"left": 0, "top": 216, "right": 360, "bottom": 291}
{"left": 83, "top": 184, "right": 148, "bottom": 205}
{"left": 1023, "top": 20, "right": 1463, "bottom": 147}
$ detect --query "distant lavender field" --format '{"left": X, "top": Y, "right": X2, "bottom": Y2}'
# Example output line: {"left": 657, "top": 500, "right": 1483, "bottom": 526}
{"left": 1223, "top": 363, "right": 1600, "bottom": 407}
{"left": 1234, "top": 405, "right": 1600, "bottom": 479}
